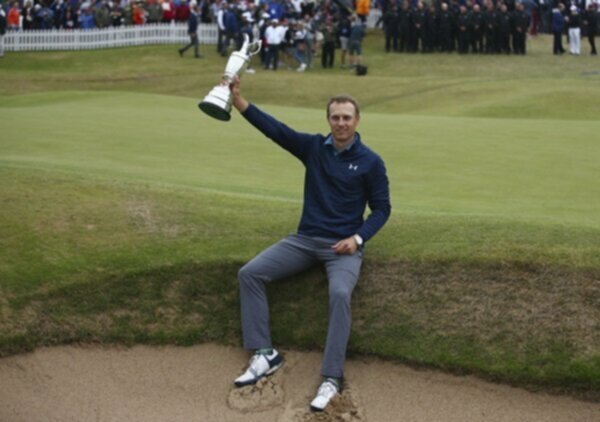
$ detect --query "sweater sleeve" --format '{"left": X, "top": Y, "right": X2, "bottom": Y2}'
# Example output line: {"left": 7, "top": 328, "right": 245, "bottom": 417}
{"left": 241, "top": 103, "right": 313, "bottom": 162}
{"left": 357, "top": 156, "right": 391, "bottom": 243}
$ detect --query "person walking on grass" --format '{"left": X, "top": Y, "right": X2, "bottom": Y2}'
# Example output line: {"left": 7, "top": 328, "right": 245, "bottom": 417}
{"left": 178, "top": 4, "right": 202, "bottom": 59}
{"left": 228, "top": 76, "right": 391, "bottom": 412}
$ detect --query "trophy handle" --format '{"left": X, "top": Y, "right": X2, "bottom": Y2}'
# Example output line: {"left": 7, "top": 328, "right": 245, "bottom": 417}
{"left": 240, "top": 33, "right": 250, "bottom": 54}
{"left": 248, "top": 40, "right": 262, "bottom": 56}
{"left": 241, "top": 32, "right": 262, "bottom": 57}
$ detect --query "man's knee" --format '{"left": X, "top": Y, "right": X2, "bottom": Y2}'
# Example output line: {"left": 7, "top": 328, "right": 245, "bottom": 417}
{"left": 238, "top": 262, "right": 268, "bottom": 287}
{"left": 238, "top": 263, "right": 256, "bottom": 285}
{"left": 329, "top": 283, "right": 353, "bottom": 305}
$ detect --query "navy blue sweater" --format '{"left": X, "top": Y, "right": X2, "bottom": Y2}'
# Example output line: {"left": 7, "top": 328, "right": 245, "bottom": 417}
{"left": 242, "top": 104, "right": 391, "bottom": 243}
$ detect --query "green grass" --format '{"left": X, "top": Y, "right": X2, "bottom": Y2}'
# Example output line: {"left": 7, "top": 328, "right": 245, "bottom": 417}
{"left": 1, "top": 32, "right": 599, "bottom": 399}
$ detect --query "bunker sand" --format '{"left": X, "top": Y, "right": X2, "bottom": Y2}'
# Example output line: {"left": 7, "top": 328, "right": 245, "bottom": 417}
{"left": 0, "top": 344, "right": 598, "bottom": 422}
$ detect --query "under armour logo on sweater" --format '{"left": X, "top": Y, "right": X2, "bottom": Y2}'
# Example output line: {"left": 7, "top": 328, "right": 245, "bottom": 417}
{"left": 348, "top": 164, "right": 358, "bottom": 171}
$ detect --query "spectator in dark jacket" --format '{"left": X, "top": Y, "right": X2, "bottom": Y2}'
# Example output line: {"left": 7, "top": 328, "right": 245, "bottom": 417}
{"left": 424, "top": 3, "right": 437, "bottom": 53}
{"left": 552, "top": 3, "right": 565, "bottom": 54}
{"left": 471, "top": 4, "right": 484, "bottom": 53}
{"left": 512, "top": 2, "right": 530, "bottom": 54}
{"left": 36, "top": 3, "right": 55, "bottom": 29}
{"left": 583, "top": 3, "right": 597, "bottom": 55}
{"left": 411, "top": 1, "right": 426, "bottom": 52}
{"left": 398, "top": 0, "right": 411, "bottom": 52}
{"left": 483, "top": 1, "right": 498, "bottom": 53}
{"left": 61, "top": 3, "right": 77, "bottom": 28}
{"left": 110, "top": 2, "right": 123, "bottom": 27}
{"left": 439, "top": 2, "right": 453, "bottom": 52}
{"left": 51, "top": 0, "right": 66, "bottom": 29}
{"left": 178, "top": 4, "right": 202, "bottom": 58}
{"left": 22, "top": 1, "right": 35, "bottom": 30}
{"left": 383, "top": 1, "right": 399, "bottom": 52}
{"left": 222, "top": 3, "right": 241, "bottom": 55}
{"left": 497, "top": 3, "right": 512, "bottom": 54}
{"left": 457, "top": 5, "right": 470, "bottom": 54}
{"left": 321, "top": 19, "right": 337, "bottom": 67}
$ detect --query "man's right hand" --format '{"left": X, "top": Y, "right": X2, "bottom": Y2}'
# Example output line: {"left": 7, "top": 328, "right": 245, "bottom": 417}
{"left": 331, "top": 236, "right": 359, "bottom": 255}
{"left": 229, "top": 76, "right": 249, "bottom": 113}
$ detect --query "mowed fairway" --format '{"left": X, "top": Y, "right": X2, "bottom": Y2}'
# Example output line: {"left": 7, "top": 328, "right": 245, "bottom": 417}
{"left": 0, "top": 33, "right": 599, "bottom": 398}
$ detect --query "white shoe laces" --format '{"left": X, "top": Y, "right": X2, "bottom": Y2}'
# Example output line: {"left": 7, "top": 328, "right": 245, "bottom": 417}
{"left": 247, "top": 354, "right": 264, "bottom": 376}
{"left": 317, "top": 380, "right": 338, "bottom": 398}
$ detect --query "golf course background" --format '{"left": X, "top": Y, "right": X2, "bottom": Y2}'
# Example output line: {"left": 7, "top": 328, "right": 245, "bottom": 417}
{"left": 1, "top": 33, "right": 599, "bottom": 399}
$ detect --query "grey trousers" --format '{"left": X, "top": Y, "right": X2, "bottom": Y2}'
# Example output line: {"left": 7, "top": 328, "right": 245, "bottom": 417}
{"left": 180, "top": 33, "right": 199, "bottom": 57}
{"left": 238, "top": 234, "right": 363, "bottom": 379}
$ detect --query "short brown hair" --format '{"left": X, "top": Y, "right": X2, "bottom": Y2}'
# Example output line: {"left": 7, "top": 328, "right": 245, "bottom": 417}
{"left": 326, "top": 94, "right": 360, "bottom": 118}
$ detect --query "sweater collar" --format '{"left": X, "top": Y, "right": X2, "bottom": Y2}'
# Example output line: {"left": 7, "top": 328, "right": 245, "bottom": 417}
{"left": 324, "top": 133, "right": 361, "bottom": 156}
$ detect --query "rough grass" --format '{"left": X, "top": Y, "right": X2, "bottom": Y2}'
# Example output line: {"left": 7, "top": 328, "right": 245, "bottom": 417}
{"left": 2, "top": 260, "right": 598, "bottom": 399}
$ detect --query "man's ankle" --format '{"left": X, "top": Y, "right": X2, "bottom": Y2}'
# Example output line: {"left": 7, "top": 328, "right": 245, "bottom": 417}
{"left": 256, "top": 348, "right": 274, "bottom": 355}
{"left": 324, "top": 376, "right": 342, "bottom": 390}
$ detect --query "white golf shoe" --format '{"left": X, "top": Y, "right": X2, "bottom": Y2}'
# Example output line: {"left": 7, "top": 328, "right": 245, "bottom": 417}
{"left": 234, "top": 349, "right": 283, "bottom": 387}
{"left": 310, "top": 378, "right": 340, "bottom": 411}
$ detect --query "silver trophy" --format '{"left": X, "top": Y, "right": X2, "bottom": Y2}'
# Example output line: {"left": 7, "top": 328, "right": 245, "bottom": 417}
{"left": 198, "top": 34, "right": 262, "bottom": 121}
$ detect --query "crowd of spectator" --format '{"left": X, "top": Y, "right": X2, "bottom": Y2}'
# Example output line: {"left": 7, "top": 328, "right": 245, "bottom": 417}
{"left": 0, "top": 0, "right": 367, "bottom": 68}
{"left": 378, "top": 0, "right": 598, "bottom": 55}
{"left": 381, "top": 0, "right": 531, "bottom": 54}
{"left": 551, "top": 2, "right": 597, "bottom": 54}
{"left": 1, "top": 0, "right": 597, "bottom": 61}
{"left": 227, "top": 2, "right": 368, "bottom": 71}
{"left": 0, "top": 0, "right": 205, "bottom": 30}
{"left": 0, "top": 0, "right": 355, "bottom": 31}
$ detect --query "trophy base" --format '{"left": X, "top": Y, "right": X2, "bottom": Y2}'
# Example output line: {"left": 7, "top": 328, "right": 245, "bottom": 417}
{"left": 198, "top": 101, "right": 231, "bottom": 121}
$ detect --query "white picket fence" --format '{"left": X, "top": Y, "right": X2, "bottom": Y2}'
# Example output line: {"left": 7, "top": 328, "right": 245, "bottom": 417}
{"left": 3, "top": 10, "right": 381, "bottom": 52}
{"left": 4, "top": 23, "right": 218, "bottom": 52}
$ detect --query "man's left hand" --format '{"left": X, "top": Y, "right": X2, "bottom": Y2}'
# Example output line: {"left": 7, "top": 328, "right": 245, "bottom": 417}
{"left": 332, "top": 236, "right": 359, "bottom": 255}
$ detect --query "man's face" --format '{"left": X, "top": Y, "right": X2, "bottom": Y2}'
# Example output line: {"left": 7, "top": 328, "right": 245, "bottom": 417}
{"left": 327, "top": 102, "right": 360, "bottom": 146}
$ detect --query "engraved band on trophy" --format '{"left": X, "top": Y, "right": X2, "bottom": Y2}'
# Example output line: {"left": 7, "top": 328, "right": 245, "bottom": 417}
{"left": 198, "top": 34, "right": 262, "bottom": 121}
